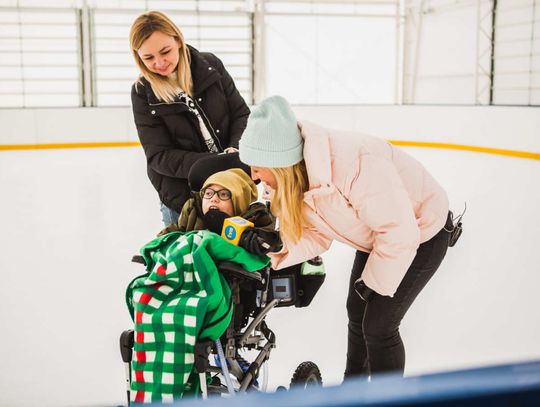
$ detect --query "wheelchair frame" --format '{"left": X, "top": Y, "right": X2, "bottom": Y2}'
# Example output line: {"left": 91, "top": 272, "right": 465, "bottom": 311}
{"left": 120, "top": 261, "right": 280, "bottom": 404}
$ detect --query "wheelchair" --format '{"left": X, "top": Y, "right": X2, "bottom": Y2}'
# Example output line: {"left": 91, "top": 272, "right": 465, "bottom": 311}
{"left": 120, "top": 152, "right": 325, "bottom": 403}
{"left": 120, "top": 255, "right": 325, "bottom": 404}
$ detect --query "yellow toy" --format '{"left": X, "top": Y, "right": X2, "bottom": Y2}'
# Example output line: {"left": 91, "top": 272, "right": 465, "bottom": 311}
{"left": 221, "top": 217, "right": 254, "bottom": 246}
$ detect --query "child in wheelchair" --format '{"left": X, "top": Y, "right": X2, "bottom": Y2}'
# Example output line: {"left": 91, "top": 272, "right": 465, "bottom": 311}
{"left": 158, "top": 166, "right": 282, "bottom": 257}
{"left": 121, "top": 159, "right": 325, "bottom": 405}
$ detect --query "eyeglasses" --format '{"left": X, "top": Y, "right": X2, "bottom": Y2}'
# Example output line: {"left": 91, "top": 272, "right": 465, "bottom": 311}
{"left": 200, "top": 187, "right": 232, "bottom": 201}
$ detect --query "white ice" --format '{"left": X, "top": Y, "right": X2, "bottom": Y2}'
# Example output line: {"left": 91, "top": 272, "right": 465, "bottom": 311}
{"left": 0, "top": 146, "right": 539, "bottom": 406}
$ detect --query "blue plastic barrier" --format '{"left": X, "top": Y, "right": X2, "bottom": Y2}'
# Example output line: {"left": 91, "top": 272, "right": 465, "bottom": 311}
{"left": 166, "top": 360, "right": 540, "bottom": 406}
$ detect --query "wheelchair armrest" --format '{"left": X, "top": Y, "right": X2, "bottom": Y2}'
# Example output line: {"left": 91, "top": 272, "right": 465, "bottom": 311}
{"left": 218, "top": 261, "right": 262, "bottom": 283}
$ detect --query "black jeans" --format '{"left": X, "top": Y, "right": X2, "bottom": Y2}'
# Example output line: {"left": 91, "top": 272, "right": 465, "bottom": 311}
{"left": 344, "top": 213, "right": 452, "bottom": 378}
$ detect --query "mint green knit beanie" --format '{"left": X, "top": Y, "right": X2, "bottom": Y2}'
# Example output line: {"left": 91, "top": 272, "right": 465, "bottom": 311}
{"left": 239, "top": 95, "right": 304, "bottom": 168}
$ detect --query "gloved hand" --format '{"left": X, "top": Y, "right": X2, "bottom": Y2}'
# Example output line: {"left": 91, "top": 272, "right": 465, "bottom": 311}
{"left": 202, "top": 209, "right": 229, "bottom": 235}
{"left": 239, "top": 228, "right": 282, "bottom": 256}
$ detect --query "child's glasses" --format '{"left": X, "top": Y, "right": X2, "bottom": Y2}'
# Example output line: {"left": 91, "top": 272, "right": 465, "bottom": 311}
{"left": 200, "top": 187, "right": 232, "bottom": 201}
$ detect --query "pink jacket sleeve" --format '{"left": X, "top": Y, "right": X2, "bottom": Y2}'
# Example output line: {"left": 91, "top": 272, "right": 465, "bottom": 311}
{"left": 347, "top": 154, "right": 421, "bottom": 297}
{"left": 268, "top": 227, "right": 332, "bottom": 270}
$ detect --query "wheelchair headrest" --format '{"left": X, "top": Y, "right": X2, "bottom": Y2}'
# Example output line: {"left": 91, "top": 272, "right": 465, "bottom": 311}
{"left": 188, "top": 152, "right": 257, "bottom": 192}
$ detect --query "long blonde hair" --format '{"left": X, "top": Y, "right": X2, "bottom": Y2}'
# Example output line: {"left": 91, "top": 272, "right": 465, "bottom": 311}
{"left": 270, "top": 161, "right": 310, "bottom": 244}
{"left": 129, "top": 11, "right": 193, "bottom": 101}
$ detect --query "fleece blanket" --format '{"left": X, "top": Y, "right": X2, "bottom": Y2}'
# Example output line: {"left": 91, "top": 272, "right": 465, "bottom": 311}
{"left": 126, "top": 230, "right": 269, "bottom": 403}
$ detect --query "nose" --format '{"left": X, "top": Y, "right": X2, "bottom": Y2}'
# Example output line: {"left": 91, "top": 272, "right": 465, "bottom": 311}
{"left": 155, "top": 56, "right": 166, "bottom": 68}
{"left": 210, "top": 193, "right": 221, "bottom": 203}
{"left": 250, "top": 169, "right": 259, "bottom": 181}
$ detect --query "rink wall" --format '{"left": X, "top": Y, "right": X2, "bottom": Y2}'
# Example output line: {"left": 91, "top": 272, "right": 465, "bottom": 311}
{"left": 1, "top": 105, "right": 539, "bottom": 406}
{"left": 1, "top": 105, "right": 539, "bottom": 157}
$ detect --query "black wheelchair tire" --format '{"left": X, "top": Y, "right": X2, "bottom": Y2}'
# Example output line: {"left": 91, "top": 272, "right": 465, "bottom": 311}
{"left": 290, "top": 361, "right": 323, "bottom": 389}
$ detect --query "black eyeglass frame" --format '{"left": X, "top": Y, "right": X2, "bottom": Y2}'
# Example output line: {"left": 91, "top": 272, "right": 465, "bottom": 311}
{"left": 200, "top": 187, "right": 232, "bottom": 201}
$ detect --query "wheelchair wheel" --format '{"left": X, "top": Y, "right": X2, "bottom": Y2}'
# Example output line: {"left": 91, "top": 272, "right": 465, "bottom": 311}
{"left": 290, "top": 361, "right": 323, "bottom": 389}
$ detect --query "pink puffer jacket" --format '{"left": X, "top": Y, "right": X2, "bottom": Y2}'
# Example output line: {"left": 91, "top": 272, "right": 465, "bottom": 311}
{"left": 269, "top": 121, "right": 449, "bottom": 297}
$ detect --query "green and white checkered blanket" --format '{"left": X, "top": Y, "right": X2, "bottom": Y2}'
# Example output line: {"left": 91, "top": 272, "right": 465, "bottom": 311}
{"left": 126, "top": 230, "right": 269, "bottom": 404}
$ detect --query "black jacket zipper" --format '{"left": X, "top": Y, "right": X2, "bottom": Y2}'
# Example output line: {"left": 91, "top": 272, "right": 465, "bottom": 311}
{"left": 193, "top": 97, "right": 224, "bottom": 152}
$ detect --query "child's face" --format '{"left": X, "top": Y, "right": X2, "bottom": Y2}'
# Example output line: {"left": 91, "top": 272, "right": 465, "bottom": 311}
{"left": 201, "top": 184, "right": 234, "bottom": 216}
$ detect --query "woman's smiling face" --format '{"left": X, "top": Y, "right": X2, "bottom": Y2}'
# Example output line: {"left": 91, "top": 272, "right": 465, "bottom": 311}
{"left": 137, "top": 30, "right": 180, "bottom": 76}
{"left": 250, "top": 166, "right": 277, "bottom": 189}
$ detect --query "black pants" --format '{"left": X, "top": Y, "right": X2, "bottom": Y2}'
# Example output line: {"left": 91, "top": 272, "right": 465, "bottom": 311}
{"left": 344, "top": 213, "right": 452, "bottom": 378}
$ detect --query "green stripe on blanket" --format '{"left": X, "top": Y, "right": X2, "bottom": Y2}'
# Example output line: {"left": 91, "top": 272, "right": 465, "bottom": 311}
{"left": 125, "top": 230, "right": 269, "bottom": 404}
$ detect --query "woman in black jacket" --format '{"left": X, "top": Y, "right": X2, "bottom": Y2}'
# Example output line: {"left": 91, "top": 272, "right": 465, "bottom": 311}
{"left": 129, "top": 10, "right": 250, "bottom": 225}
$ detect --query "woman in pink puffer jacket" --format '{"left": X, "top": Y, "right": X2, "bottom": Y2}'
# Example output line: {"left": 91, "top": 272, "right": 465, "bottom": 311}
{"left": 239, "top": 95, "right": 453, "bottom": 378}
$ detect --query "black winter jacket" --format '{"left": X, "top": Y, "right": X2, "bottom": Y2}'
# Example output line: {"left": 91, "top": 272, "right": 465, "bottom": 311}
{"left": 131, "top": 46, "right": 250, "bottom": 212}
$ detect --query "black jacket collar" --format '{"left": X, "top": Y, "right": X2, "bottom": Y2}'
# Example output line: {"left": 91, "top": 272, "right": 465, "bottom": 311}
{"left": 188, "top": 45, "right": 221, "bottom": 96}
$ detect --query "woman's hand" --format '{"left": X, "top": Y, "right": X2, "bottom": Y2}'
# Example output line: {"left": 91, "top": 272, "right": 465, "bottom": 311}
{"left": 223, "top": 147, "right": 238, "bottom": 154}
{"left": 239, "top": 228, "right": 283, "bottom": 256}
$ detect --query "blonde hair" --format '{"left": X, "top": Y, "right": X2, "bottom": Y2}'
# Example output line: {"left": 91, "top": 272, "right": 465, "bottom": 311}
{"left": 270, "top": 161, "right": 310, "bottom": 244}
{"left": 129, "top": 10, "right": 193, "bottom": 101}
